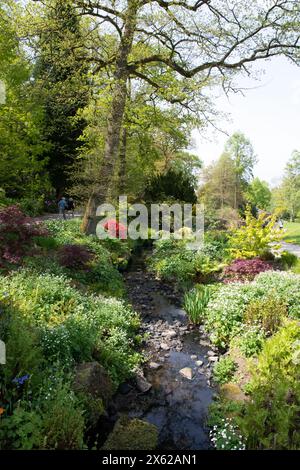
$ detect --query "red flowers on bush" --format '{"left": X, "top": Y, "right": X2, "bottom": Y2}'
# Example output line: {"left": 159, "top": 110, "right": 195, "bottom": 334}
{"left": 103, "top": 219, "right": 127, "bottom": 239}
{"left": 223, "top": 258, "right": 273, "bottom": 283}
{"left": 0, "top": 205, "right": 48, "bottom": 265}
{"left": 57, "top": 244, "right": 94, "bottom": 270}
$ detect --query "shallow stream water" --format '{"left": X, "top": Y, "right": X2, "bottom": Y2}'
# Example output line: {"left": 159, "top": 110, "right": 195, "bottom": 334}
{"left": 99, "top": 252, "right": 216, "bottom": 450}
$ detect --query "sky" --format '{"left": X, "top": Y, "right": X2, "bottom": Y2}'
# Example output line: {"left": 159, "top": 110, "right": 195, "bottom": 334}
{"left": 194, "top": 56, "right": 300, "bottom": 187}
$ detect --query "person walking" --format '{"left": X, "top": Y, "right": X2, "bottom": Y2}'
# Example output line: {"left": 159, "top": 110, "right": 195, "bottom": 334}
{"left": 58, "top": 197, "right": 67, "bottom": 220}
{"left": 278, "top": 218, "right": 284, "bottom": 230}
{"left": 68, "top": 197, "right": 75, "bottom": 218}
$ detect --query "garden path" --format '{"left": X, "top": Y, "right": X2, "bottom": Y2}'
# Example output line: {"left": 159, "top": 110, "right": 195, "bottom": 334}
{"left": 280, "top": 242, "right": 300, "bottom": 258}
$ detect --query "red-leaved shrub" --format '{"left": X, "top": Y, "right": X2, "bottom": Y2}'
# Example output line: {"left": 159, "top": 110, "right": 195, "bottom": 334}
{"left": 222, "top": 258, "right": 273, "bottom": 283}
{"left": 0, "top": 205, "right": 48, "bottom": 265}
{"left": 57, "top": 244, "right": 94, "bottom": 270}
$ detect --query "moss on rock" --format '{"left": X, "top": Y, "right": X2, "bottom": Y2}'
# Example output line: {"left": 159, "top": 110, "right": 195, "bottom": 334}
{"left": 220, "top": 382, "right": 248, "bottom": 403}
{"left": 102, "top": 416, "right": 158, "bottom": 450}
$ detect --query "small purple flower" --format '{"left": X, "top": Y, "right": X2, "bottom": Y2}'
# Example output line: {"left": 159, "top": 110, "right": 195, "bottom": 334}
{"left": 12, "top": 374, "right": 30, "bottom": 386}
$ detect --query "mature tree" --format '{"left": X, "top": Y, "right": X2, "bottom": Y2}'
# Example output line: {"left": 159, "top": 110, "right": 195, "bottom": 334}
{"left": 71, "top": 81, "right": 202, "bottom": 201}
{"left": 224, "top": 132, "right": 257, "bottom": 209}
{"left": 0, "top": 1, "right": 50, "bottom": 199}
{"left": 246, "top": 177, "right": 272, "bottom": 210}
{"left": 200, "top": 153, "right": 237, "bottom": 209}
{"left": 31, "top": 0, "right": 89, "bottom": 196}
{"left": 29, "top": 1, "right": 300, "bottom": 232}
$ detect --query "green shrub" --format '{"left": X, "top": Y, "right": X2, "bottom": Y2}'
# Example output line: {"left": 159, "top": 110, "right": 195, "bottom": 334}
{"left": 213, "top": 357, "right": 237, "bottom": 385}
{"left": 0, "top": 271, "right": 141, "bottom": 384}
{"left": 34, "top": 235, "right": 59, "bottom": 250}
{"left": 0, "top": 381, "right": 86, "bottom": 450}
{"left": 232, "top": 327, "right": 265, "bottom": 358}
{"left": 149, "top": 234, "right": 227, "bottom": 286}
{"left": 1, "top": 311, "right": 45, "bottom": 393}
{"left": 244, "top": 295, "right": 287, "bottom": 336}
{"left": 41, "top": 383, "right": 85, "bottom": 450}
{"left": 204, "top": 271, "right": 300, "bottom": 349}
{"left": 18, "top": 196, "right": 44, "bottom": 217}
{"left": 0, "top": 407, "right": 43, "bottom": 450}
{"left": 239, "top": 321, "right": 300, "bottom": 449}
{"left": 280, "top": 251, "right": 298, "bottom": 269}
{"left": 209, "top": 417, "right": 246, "bottom": 450}
{"left": 45, "top": 218, "right": 132, "bottom": 270}
{"left": 43, "top": 219, "right": 126, "bottom": 296}
{"left": 292, "top": 259, "right": 300, "bottom": 274}
{"left": 183, "top": 285, "right": 210, "bottom": 324}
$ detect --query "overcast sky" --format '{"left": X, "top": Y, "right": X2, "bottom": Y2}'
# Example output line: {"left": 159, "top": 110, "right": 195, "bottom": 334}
{"left": 194, "top": 56, "right": 300, "bottom": 187}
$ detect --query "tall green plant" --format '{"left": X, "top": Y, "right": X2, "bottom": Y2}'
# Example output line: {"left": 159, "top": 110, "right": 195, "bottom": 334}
{"left": 183, "top": 286, "right": 210, "bottom": 324}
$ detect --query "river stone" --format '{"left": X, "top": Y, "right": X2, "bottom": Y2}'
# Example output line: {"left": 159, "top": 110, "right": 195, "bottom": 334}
{"left": 179, "top": 367, "right": 193, "bottom": 380}
{"left": 199, "top": 339, "right": 210, "bottom": 347}
{"left": 196, "top": 360, "right": 203, "bottom": 366}
{"left": 160, "top": 342, "right": 170, "bottom": 351}
{"left": 208, "top": 356, "right": 218, "bottom": 362}
{"left": 190, "top": 355, "right": 197, "bottom": 360}
{"left": 207, "top": 350, "right": 216, "bottom": 356}
{"left": 73, "top": 362, "right": 113, "bottom": 405}
{"left": 149, "top": 361, "right": 161, "bottom": 370}
{"left": 135, "top": 372, "right": 152, "bottom": 393}
{"left": 163, "top": 330, "right": 177, "bottom": 338}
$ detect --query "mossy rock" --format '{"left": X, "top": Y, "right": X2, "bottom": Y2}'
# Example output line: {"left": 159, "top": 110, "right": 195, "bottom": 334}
{"left": 220, "top": 382, "right": 248, "bottom": 403}
{"left": 73, "top": 362, "right": 113, "bottom": 405}
{"left": 102, "top": 416, "right": 158, "bottom": 450}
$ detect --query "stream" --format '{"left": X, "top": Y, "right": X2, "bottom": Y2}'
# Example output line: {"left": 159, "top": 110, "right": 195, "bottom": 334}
{"left": 100, "top": 251, "right": 217, "bottom": 450}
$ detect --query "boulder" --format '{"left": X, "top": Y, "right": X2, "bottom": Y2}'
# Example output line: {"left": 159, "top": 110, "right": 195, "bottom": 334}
{"left": 220, "top": 383, "right": 248, "bottom": 402}
{"left": 73, "top": 362, "right": 113, "bottom": 405}
{"left": 102, "top": 416, "right": 158, "bottom": 450}
{"left": 179, "top": 367, "right": 193, "bottom": 380}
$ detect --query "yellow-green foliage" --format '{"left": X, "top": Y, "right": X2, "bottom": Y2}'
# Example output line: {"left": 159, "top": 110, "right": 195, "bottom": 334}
{"left": 102, "top": 416, "right": 158, "bottom": 450}
{"left": 228, "top": 207, "right": 282, "bottom": 259}
{"left": 239, "top": 321, "right": 300, "bottom": 449}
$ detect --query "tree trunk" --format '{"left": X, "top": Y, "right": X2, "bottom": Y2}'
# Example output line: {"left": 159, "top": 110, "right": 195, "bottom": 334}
{"left": 119, "top": 127, "right": 127, "bottom": 194}
{"left": 81, "top": 1, "right": 138, "bottom": 234}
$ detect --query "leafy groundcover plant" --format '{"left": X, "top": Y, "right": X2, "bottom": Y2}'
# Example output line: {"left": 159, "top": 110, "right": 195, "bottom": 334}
{"left": 204, "top": 271, "right": 300, "bottom": 349}
{"left": 207, "top": 272, "right": 300, "bottom": 450}
{"left": 0, "top": 271, "right": 141, "bottom": 449}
